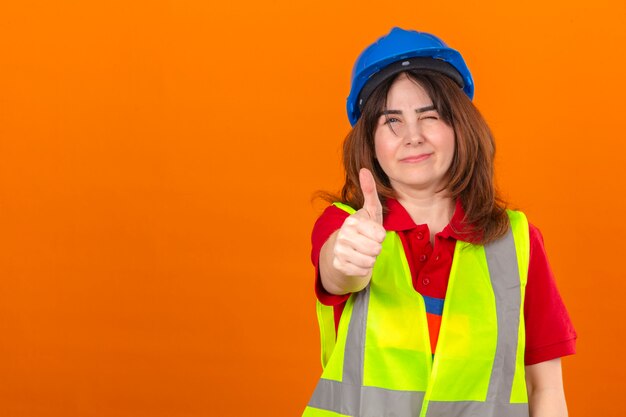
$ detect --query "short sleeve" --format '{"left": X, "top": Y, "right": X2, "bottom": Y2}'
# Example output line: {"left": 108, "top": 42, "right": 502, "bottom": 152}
{"left": 524, "top": 224, "right": 577, "bottom": 365}
{"left": 311, "top": 205, "right": 352, "bottom": 306}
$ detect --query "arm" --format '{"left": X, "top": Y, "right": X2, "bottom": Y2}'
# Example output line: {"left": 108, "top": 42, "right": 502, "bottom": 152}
{"left": 525, "top": 358, "right": 568, "bottom": 417}
{"left": 524, "top": 224, "right": 577, "bottom": 365}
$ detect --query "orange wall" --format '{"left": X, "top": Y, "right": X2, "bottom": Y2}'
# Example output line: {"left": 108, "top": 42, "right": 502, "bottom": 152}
{"left": 1, "top": 1, "right": 624, "bottom": 416}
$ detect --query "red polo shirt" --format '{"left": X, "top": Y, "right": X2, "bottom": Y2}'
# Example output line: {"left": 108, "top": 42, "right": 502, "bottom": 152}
{"left": 311, "top": 199, "right": 577, "bottom": 365}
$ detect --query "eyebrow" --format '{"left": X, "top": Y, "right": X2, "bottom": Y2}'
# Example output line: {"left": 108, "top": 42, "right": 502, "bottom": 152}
{"left": 379, "top": 105, "right": 436, "bottom": 117}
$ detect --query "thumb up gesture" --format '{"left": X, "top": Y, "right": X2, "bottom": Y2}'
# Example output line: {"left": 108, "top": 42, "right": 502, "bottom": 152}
{"left": 328, "top": 168, "right": 386, "bottom": 288}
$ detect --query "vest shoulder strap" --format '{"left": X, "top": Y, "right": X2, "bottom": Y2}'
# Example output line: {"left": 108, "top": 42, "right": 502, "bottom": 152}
{"left": 332, "top": 202, "right": 356, "bottom": 214}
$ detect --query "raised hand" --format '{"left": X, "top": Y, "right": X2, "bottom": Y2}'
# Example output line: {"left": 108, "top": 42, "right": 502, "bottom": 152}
{"left": 331, "top": 168, "right": 386, "bottom": 279}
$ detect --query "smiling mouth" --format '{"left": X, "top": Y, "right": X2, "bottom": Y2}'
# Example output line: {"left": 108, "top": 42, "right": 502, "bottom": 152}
{"left": 400, "top": 154, "right": 432, "bottom": 163}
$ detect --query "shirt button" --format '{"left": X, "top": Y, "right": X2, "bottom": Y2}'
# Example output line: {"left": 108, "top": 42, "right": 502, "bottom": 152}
{"left": 435, "top": 255, "right": 440, "bottom": 261}
{"left": 416, "top": 232, "right": 424, "bottom": 240}
{"left": 422, "top": 277, "right": 430, "bottom": 286}
{"left": 419, "top": 254, "right": 427, "bottom": 262}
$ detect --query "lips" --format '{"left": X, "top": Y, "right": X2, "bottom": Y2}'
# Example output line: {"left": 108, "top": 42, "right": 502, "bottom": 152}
{"left": 400, "top": 153, "right": 432, "bottom": 163}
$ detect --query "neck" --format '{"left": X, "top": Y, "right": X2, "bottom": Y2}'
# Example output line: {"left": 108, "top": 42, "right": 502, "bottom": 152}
{"left": 394, "top": 188, "right": 456, "bottom": 242}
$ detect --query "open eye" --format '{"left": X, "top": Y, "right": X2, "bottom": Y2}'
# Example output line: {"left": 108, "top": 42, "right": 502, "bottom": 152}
{"left": 384, "top": 117, "right": 401, "bottom": 124}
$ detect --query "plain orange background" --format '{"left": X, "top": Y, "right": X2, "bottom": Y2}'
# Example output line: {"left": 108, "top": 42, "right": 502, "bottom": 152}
{"left": 1, "top": 1, "right": 624, "bottom": 416}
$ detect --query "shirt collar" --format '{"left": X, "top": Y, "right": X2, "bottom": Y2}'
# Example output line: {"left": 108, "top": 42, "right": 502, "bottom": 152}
{"left": 382, "top": 198, "right": 472, "bottom": 241}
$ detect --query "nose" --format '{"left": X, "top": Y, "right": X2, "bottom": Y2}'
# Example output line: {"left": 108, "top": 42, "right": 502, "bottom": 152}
{"left": 404, "top": 120, "right": 424, "bottom": 146}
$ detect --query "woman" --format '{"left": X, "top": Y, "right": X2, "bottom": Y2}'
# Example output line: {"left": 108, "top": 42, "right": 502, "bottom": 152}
{"left": 303, "top": 28, "right": 576, "bottom": 417}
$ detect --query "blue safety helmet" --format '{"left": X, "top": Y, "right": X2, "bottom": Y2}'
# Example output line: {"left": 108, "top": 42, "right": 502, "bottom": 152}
{"left": 347, "top": 27, "right": 474, "bottom": 126}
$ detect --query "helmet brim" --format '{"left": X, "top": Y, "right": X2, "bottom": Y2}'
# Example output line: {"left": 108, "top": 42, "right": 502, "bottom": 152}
{"left": 356, "top": 57, "right": 466, "bottom": 114}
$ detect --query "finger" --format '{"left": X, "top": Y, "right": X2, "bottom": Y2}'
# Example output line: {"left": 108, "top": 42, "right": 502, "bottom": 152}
{"left": 359, "top": 168, "right": 383, "bottom": 224}
{"left": 332, "top": 257, "right": 373, "bottom": 278}
{"left": 334, "top": 246, "right": 377, "bottom": 269}
{"left": 354, "top": 218, "right": 386, "bottom": 243}
{"left": 336, "top": 230, "right": 383, "bottom": 257}
{"left": 342, "top": 216, "right": 386, "bottom": 245}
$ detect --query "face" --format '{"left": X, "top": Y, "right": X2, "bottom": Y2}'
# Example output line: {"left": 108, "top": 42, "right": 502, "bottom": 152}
{"left": 374, "top": 73, "right": 455, "bottom": 195}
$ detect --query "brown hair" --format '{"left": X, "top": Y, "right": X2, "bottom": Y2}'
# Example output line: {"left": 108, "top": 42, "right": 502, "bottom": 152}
{"left": 324, "top": 70, "right": 509, "bottom": 244}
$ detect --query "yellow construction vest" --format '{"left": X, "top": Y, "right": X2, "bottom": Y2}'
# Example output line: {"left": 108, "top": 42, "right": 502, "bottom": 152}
{"left": 303, "top": 204, "right": 530, "bottom": 417}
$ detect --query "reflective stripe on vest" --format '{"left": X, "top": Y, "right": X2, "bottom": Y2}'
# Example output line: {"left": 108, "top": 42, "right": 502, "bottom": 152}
{"left": 303, "top": 208, "right": 529, "bottom": 417}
